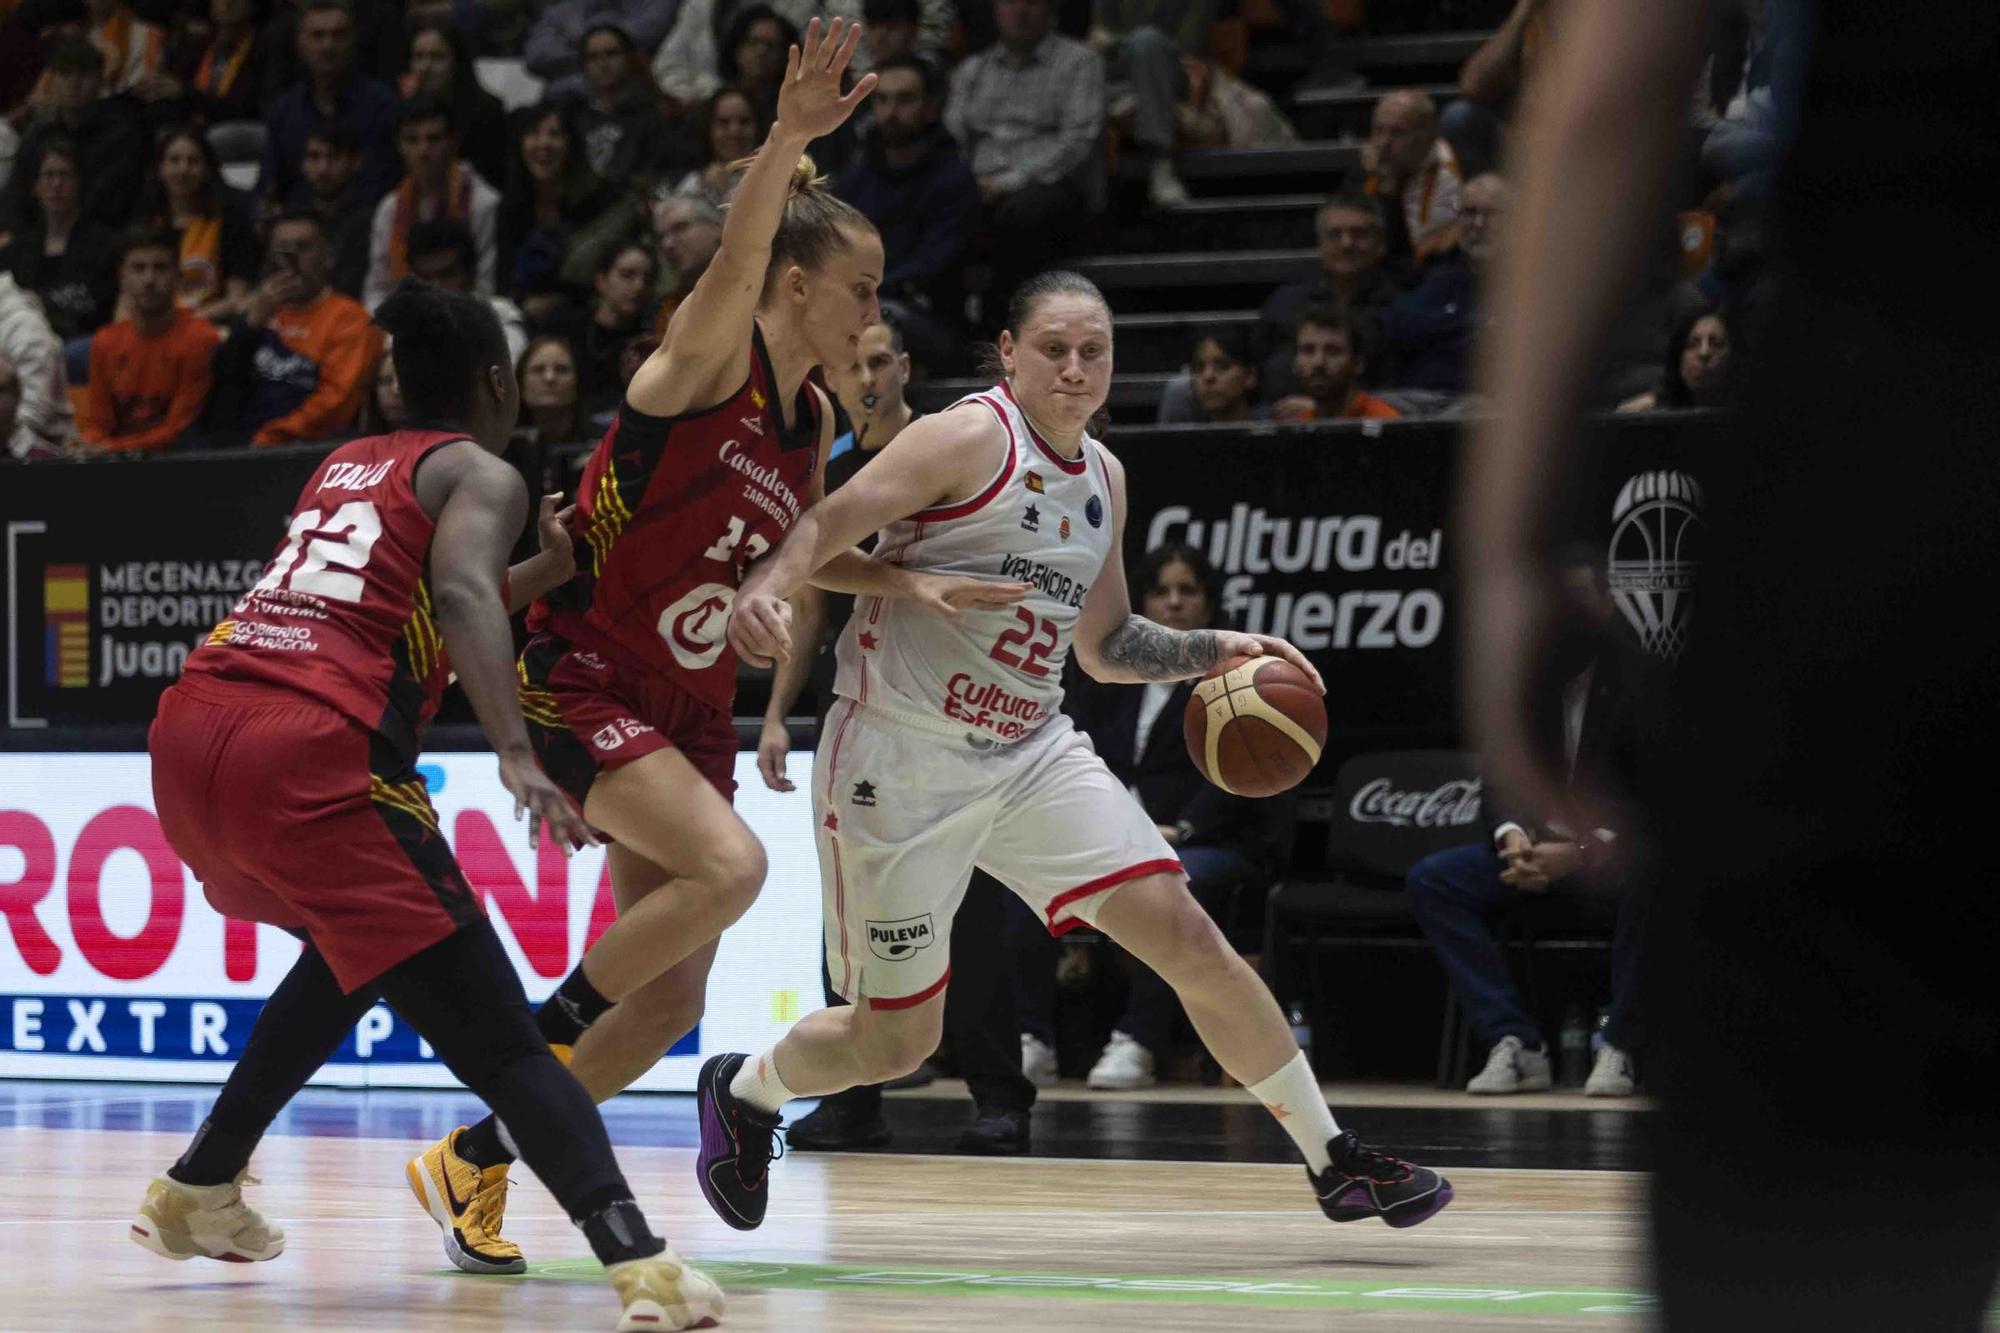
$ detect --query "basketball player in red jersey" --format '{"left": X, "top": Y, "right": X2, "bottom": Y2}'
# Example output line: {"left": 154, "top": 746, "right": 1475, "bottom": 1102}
{"left": 704, "top": 271, "right": 1452, "bottom": 1234}
{"left": 130, "top": 281, "right": 723, "bottom": 1332}
{"left": 419, "top": 17, "right": 1025, "bottom": 1259}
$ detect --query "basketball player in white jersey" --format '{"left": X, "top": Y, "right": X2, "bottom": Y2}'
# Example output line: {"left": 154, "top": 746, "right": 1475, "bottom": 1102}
{"left": 696, "top": 270, "right": 1452, "bottom": 1233}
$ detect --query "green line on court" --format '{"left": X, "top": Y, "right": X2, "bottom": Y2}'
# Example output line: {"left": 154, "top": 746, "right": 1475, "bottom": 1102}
{"left": 457, "top": 1257, "right": 1656, "bottom": 1318}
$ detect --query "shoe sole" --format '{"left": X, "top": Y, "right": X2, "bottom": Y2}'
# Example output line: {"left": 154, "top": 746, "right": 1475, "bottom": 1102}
{"left": 695, "top": 1054, "right": 767, "bottom": 1232}
{"left": 128, "top": 1213, "right": 282, "bottom": 1263}
{"left": 405, "top": 1157, "right": 526, "bottom": 1275}
{"left": 1384, "top": 1180, "right": 1455, "bottom": 1230}
{"left": 955, "top": 1136, "right": 1029, "bottom": 1156}
{"left": 617, "top": 1277, "right": 726, "bottom": 1332}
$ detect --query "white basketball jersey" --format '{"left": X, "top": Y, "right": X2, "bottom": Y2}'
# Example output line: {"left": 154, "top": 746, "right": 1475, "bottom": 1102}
{"left": 834, "top": 382, "right": 1113, "bottom": 745}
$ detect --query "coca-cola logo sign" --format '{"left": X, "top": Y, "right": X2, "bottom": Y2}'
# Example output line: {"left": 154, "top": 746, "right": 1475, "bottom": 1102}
{"left": 1347, "top": 777, "right": 1483, "bottom": 829}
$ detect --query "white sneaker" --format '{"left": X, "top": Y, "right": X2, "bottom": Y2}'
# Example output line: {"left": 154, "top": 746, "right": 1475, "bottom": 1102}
{"left": 1086, "top": 1031, "right": 1157, "bottom": 1090}
{"left": 1465, "top": 1034, "right": 1553, "bottom": 1095}
{"left": 130, "top": 1172, "right": 286, "bottom": 1263}
{"left": 1146, "top": 157, "right": 1190, "bottom": 208}
{"left": 1021, "top": 1033, "right": 1058, "bottom": 1087}
{"left": 1584, "top": 1043, "right": 1637, "bottom": 1097}
{"left": 607, "top": 1246, "right": 724, "bottom": 1331}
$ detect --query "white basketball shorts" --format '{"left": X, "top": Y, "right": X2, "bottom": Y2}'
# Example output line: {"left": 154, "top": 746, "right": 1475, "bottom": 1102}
{"left": 814, "top": 697, "right": 1183, "bottom": 1009}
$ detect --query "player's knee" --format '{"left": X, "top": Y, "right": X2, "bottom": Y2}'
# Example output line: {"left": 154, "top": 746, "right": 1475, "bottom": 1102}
{"left": 857, "top": 1013, "right": 941, "bottom": 1080}
{"left": 1154, "top": 891, "right": 1232, "bottom": 973}
{"left": 708, "top": 833, "right": 767, "bottom": 922}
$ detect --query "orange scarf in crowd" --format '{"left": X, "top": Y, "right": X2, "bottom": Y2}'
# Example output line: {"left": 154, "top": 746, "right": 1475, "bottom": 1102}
{"left": 195, "top": 32, "right": 253, "bottom": 97}
{"left": 176, "top": 214, "right": 223, "bottom": 307}
{"left": 93, "top": 8, "right": 165, "bottom": 86}
{"left": 384, "top": 165, "right": 473, "bottom": 284}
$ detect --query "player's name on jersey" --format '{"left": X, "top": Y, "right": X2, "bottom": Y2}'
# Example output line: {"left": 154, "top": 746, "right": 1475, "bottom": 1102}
{"left": 997, "top": 553, "right": 1090, "bottom": 608}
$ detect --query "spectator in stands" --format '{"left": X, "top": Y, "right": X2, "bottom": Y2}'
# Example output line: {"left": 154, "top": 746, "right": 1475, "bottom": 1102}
{"left": 718, "top": 5, "right": 797, "bottom": 125}
{"left": 667, "top": 85, "right": 763, "bottom": 209}
{"left": 651, "top": 0, "right": 813, "bottom": 108}
{"left": 206, "top": 210, "right": 380, "bottom": 446}
{"left": 945, "top": 0, "right": 1107, "bottom": 330}
{"left": 1363, "top": 89, "right": 1462, "bottom": 274}
{"left": 1259, "top": 191, "right": 1401, "bottom": 399}
{"left": 0, "top": 139, "right": 117, "bottom": 341}
{"left": 855, "top": 0, "right": 953, "bottom": 76}
{"left": 1406, "top": 546, "right": 1651, "bottom": 1099}
{"left": 651, "top": 193, "right": 720, "bottom": 322}
{"left": 0, "top": 349, "right": 19, "bottom": 456}
{"left": 1087, "top": 0, "right": 1198, "bottom": 208}
{"left": 1157, "top": 324, "right": 1266, "bottom": 424}
{"left": 4, "top": 37, "right": 149, "bottom": 236}
{"left": 405, "top": 217, "right": 527, "bottom": 363}
{"left": 514, "top": 333, "right": 590, "bottom": 444}
{"left": 1448, "top": 0, "right": 1548, "bottom": 178}
{"left": 525, "top": 0, "right": 680, "bottom": 102}
{"left": 363, "top": 94, "right": 501, "bottom": 310}
{"left": 571, "top": 23, "right": 689, "bottom": 185}
{"left": 287, "top": 123, "right": 373, "bottom": 300}
{"left": 1619, "top": 307, "right": 1732, "bottom": 412}
{"left": 399, "top": 19, "right": 509, "bottom": 187}
{"left": 136, "top": 127, "right": 257, "bottom": 324}
{"left": 152, "top": 0, "right": 264, "bottom": 129}
{"left": 360, "top": 335, "right": 407, "bottom": 431}
{"left": 1014, "top": 543, "right": 1288, "bottom": 1089}
{"left": 1273, "top": 304, "right": 1399, "bottom": 422}
{"left": 834, "top": 54, "right": 974, "bottom": 373}
{"left": 79, "top": 228, "right": 220, "bottom": 454}
{"left": 498, "top": 102, "right": 614, "bottom": 299}
{"left": 571, "top": 239, "right": 655, "bottom": 413}
{"left": 1380, "top": 171, "right": 1507, "bottom": 395}
{"left": 0, "top": 270, "right": 73, "bottom": 459}
{"left": 80, "top": 0, "right": 168, "bottom": 97}
{"left": 259, "top": 0, "right": 398, "bottom": 212}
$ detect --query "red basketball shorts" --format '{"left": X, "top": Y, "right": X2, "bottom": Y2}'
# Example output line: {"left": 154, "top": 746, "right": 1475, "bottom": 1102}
{"left": 149, "top": 676, "right": 483, "bottom": 992}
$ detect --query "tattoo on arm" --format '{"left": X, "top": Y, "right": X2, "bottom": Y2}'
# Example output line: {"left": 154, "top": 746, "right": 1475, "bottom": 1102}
{"left": 1099, "top": 616, "right": 1221, "bottom": 681}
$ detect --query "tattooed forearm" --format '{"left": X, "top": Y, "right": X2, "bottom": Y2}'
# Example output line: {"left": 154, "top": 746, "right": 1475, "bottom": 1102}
{"left": 1097, "top": 616, "right": 1221, "bottom": 682}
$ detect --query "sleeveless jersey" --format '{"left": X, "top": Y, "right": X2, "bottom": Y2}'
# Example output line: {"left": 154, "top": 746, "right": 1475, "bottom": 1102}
{"left": 834, "top": 381, "right": 1112, "bottom": 745}
{"left": 181, "top": 429, "right": 463, "bottom": 763}
{"left": 531, "top": 325, "right": 823, "bottom": 712}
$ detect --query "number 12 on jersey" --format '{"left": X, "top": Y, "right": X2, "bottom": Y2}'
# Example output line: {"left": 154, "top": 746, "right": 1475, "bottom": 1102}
{"left": 990, "top": 606, "right": 1059, "bottom": 678}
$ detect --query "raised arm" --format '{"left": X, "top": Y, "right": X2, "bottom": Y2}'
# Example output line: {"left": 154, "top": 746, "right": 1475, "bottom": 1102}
{"left": 1458, "top": 1, "right": 1708, "bottom": 825}
{"left": 1074, "top": 449, "right": 1325, "bottom": 689}
{"left": 626, "top": 18, "right": 876, "bottom": 420}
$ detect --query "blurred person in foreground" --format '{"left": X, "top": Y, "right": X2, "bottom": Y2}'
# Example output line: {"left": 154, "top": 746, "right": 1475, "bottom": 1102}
{"left": 1459, "top": 3, "right": 2000, "bottom": 1328}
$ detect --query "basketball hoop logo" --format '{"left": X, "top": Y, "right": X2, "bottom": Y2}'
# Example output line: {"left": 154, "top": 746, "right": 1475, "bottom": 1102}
{"left": 1608, "top": 470, "right": 1704, "bottom": 661}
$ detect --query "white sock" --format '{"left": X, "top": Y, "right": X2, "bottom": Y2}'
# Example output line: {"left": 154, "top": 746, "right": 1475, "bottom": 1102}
{"left": 729, "top": 1048, "right": 797, "bottom": 1114}
{"left": 1247, "top": 1051, "right": 1340, "bottom": 1174}
{"left": 495, "top": 1120, "right": 518, "bottom": 1160}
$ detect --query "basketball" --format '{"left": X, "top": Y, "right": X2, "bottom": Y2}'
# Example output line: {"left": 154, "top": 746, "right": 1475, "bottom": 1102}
{"left": 1184, "top": 654, "right": 1327, "bottom": 797}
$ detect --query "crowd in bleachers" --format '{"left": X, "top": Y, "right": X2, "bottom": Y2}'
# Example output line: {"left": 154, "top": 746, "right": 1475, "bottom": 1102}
{"left": 0, "top": 0, "right": 1770, "bottom": 464}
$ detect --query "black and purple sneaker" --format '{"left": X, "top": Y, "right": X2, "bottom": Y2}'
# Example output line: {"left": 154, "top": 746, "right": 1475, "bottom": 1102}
{"left": 1310, "top": 1131, "right": 1453, "bottom": 1228}
{"left": 695, "top": 1053, "right": 783, "bottom": 1231}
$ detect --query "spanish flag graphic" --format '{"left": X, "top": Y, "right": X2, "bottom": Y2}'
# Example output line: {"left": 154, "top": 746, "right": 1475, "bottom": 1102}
{"left": 43, "top": 564, "right": 89, "bottom": 688}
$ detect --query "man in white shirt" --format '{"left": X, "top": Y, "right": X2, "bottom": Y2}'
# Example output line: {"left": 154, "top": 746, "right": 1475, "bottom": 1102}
{"left": 362, "top": 94, "right": 500, "bottom": 311}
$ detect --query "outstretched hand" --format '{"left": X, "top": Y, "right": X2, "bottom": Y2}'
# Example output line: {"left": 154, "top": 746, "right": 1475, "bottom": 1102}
{"left": 776, "top": 17, "right": 877, "bottom": 142}
{"left": 910, "top": 574, "right": 1032, "bottom": 622}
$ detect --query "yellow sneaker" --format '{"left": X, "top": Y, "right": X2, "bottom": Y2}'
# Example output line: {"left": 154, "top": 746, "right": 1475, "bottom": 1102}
{"left": 406, "top": 1127, "right": 526, "bottom": 1274}
{"left": 607, "top": 1247, "right": 725, "bottom": 1331}
{"left": 130, "top": 1171, "right": 285, "bottom": 1263}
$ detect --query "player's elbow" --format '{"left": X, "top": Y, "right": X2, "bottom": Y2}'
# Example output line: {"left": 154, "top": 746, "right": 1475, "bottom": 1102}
{"left": 429, "top": 573, "right": 501, "bottom": 626}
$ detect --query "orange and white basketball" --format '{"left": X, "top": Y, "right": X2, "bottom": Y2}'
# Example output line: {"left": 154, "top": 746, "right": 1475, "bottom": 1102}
{"left": 1184, "top": 654, "right": 1327, "bottom": 797}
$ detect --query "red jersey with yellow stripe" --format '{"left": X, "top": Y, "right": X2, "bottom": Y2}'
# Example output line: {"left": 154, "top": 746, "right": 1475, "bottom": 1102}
{"left": 179, "top": 430, "right": 462, "bottom": 765}
{"left": 530, "top": 325, "right": 823, "bottom": 711}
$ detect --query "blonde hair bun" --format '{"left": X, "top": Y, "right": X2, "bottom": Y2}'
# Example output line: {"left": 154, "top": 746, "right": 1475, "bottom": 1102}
{"left": 789, "top": 153, "right": 827, "bottom": 197}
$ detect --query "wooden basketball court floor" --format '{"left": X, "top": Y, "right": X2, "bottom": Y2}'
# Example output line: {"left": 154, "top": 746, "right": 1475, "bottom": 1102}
{"left": 3, "top": 1081, "right": 1651, "bottom": 1331}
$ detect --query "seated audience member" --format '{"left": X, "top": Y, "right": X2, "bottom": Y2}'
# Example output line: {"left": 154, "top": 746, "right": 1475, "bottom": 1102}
{"left": 834, "top": 54, "right": 975, "bottom": 369}
{"left": 1380, "top": 171, "right": 1507, "bottom": 395}
{"left": 4, "top": 38, "right": 149, "bottom": 235}
{"left": 669, "top": 85, "right": 763, "bottom": 209}
{"left": 1013, "top": 544, "right": 1288, "bottom": 1089}
{"left": 1273, "top": 304, "right": 1399, "bottom": 422}
{"left": 1447, "top": 0, "right": 1548, "bottom": 177}
{"left": 1260, "top": 192, "right": 1402, "bottom": 399}
{"left": 570, "top": 23, "right": 689, "bottom": 185}
{"left": 1157, "top": 324, "right": 1266, "bottom": 424}
{"left": 0, "top": 139, "right": 118, "bottom": 340}
{"left": 651, "top": 0, "right": 813, "bottom": 107}
{"left": 1362, "top": 88, "right": 1463, "bottom": 274}
{"left": 137, "top": 127, "right": 257, "bottom": 323}
{"left": 1406, "top": 546, "right": 1652, "bottom": 1098}
{"left": 287, "top": 123, "right": 373, "bottom": 300}
{"left": 1619, "top": 307, "right": 1731, "bottom": 412}
{"left": 513, "top": 333, "right": 589, "bottom": 444}
{"left": 363, "top": 94, "right": 501, "bottom": 310}
{"left": 80, "top": 228, "right": 220, "bottom": 454}
{"left": 0, "top": 271, "right": 74, "bottom": 459}
{"left": 571, "top": 239, "right": 656, "bottom": 413}
{"left": 399, "top": 20, "right": 509, "bottom": 187}
{"left": 205, "top": 210, "right": 380, "bottom": 446}
{"left": 80, "top": 0, "right": 167, "bottom": 97}
{"left": 154, "top": 0, "right": 264, "bottom": 129}
{"left": 359, "top": 334, "right": 407, "bottom": 432}
{"left": 404, "top": 218, "right": 526, "bottom": 362}
{"left": 853, "top": 0, "right": 953, "bottom": 75}
{"left": 945, "top": 0, "right": 1106, "bottom": 327}
{"left": 717, "top": 5, "right": 797, "bottom": 125}
{"left": 499, "top": 102, "right": 615, "bottom": 299}
{"left": 525, "top": 0, "right": 681, "bottom": 101}
{"left": 259, "top": 0, "right": 398, "bottom": 212}
{"left": 651, "top": 194, "right": 720, "bottom": 326}
{"left": 1087, "top": 0, "right": 1205, "bottom": 207}
{"left": 0, "top": 349, "right": 20, "bottom": 456}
